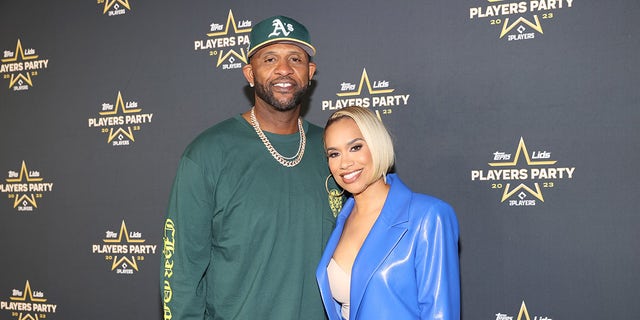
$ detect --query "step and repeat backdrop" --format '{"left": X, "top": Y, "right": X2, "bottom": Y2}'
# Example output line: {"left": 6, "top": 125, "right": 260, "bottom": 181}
{"left": 0, "top": 0, "right": 638, "bottom": 319}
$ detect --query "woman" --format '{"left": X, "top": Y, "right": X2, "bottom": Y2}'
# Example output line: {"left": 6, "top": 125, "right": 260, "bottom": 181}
{"left": 316, "top": 106, "right": 460, "bottom": 320}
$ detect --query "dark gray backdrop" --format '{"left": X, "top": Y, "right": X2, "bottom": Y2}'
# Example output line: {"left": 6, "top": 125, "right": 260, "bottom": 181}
{"left": 1, "top": 0, "right": 638, "bottom": 319}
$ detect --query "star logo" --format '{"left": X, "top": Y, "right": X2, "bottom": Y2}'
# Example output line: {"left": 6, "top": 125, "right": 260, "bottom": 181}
{"left": 88, "top": 90, "right": 153, "bottom": 146}
{"left": 195, "top": 10, "right": 252, "bottom": 69}
{"left": 488, "top": 137, "right": 556, "bottom": 202}
{"left": 103, "top": 220, "right": 145, "bottom": 271}
{"left": 100, "top": 91, "right": 141, "bottom": 144}
{"left": 1, "top": 39, "right": 39, "bottom": 89}
{"left": 92, "top": 220, "right": 157, "bottom": 274}
{"left": 471, "top": 137, "right": 575, "bottom": 206}
{"left": 2, "top": 161, "right": 53, "bottom": 211}
{"left": 87, "top": 90, "right": 154, "bottom": 147}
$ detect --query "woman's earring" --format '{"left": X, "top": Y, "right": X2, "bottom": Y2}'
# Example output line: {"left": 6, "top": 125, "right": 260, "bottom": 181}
{"left": 325, "top": 174, "right": 344, "bottom": 218}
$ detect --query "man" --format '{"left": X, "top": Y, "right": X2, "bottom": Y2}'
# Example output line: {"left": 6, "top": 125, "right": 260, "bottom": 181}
{"left": 161, "top": 15, "right": 339, "bottom": 320}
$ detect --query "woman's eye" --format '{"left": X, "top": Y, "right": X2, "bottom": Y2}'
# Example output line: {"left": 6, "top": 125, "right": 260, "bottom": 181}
{"left": 350, "top": 144, "right": 362, "bottom": 152}
{"left": 327, "top": 152, "right": 339, "bottom": 158}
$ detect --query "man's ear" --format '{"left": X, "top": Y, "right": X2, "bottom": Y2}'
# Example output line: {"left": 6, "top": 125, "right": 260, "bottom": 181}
{"left": 308, "top": 62, "right": 317, "bottom": 80}
{"left": 242, "top": 64, "right": 254, "bottom": 85}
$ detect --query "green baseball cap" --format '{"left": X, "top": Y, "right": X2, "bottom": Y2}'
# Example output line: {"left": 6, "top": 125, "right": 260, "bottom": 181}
{"left": 247, "top": 15, "right": 316, "bottom": 58}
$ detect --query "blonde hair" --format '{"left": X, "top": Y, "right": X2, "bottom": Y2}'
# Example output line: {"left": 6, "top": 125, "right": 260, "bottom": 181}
{"left": 325, "top": 106, "right": 395, "bottom": 183}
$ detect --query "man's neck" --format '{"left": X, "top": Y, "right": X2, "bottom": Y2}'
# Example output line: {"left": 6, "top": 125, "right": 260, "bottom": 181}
{"left": 242, "top": 104, "right": 301, "bottom": 134}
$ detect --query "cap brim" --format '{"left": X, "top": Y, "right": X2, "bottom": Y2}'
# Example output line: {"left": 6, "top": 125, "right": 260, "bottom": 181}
{"left": 248, "top": 38, "right": 316, "bottom": 58}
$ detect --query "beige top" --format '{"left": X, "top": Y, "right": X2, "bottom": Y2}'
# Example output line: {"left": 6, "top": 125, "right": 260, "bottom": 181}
{"left": 327, "top": 258, "right": 351, "bottom": 320}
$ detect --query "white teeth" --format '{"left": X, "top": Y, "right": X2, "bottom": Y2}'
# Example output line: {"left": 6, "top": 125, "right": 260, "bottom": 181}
{"left": 344, "top": 170, "right": 361, "bottom": 180}
{"left": 274, "top": 83, "right": 292, "bottom": 87}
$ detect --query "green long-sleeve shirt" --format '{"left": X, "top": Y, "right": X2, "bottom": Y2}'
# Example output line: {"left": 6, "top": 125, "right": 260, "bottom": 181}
{"left": 161, "top": 114, "right": 337, "bottom": 320}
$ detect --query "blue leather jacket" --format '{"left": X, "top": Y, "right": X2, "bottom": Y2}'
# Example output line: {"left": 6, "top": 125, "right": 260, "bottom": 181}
{"left": 316, "top": 174, "right": 460, "bottom": 320}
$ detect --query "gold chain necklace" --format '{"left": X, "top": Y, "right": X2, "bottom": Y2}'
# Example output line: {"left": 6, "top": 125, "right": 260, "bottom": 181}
{"left": 250, "top": 107, "right": 306, "bottom": 167}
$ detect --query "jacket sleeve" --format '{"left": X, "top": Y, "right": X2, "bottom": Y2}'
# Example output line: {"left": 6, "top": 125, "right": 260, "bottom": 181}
{"left": 161, "top": 155, "right": 214, "bottom": 320}
{"left": 415, "top": 201, "right": 461, "bottom": 320}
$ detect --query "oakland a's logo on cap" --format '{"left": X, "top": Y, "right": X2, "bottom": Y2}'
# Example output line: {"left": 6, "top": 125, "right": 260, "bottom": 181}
{"left": 268, "top": 18, "right": 294, "bottom": 38}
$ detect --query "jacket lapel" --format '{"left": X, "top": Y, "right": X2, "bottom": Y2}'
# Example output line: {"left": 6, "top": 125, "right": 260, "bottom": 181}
{"left": 349, "top": 174, "right": 411, "bottom": 319}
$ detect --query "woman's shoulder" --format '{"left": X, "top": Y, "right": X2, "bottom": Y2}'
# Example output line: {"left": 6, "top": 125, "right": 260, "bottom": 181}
{"left": 408, "top": 192, "right": 456, "bottom": 221}
{"left": 386, "top": 174, "right": 457, "bottom": 222}
{"left": 411, "top": 192, "right": 451, "bottom": 209}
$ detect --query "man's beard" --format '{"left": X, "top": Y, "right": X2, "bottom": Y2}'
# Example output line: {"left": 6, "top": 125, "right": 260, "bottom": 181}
{"left": 255, "top": 78, "right": 308, "bottom": 112}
